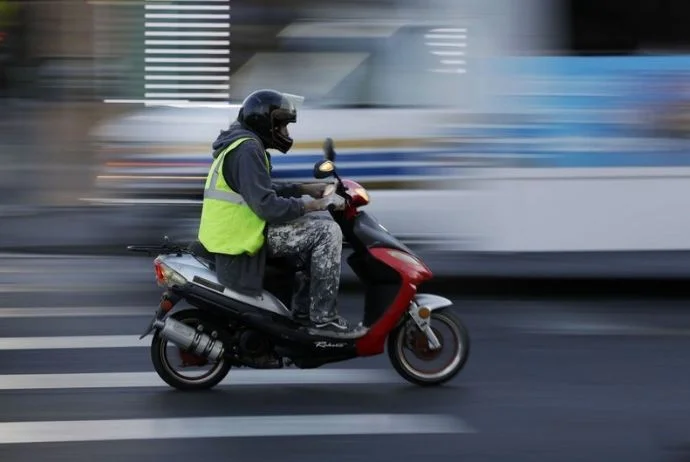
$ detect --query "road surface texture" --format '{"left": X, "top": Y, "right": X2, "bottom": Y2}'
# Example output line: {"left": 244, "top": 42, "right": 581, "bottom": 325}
{"left": 1, "top": 254, "right": 690, "bottom": 462}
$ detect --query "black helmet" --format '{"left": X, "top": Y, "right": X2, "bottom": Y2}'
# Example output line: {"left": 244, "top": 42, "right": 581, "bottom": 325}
{"left": 236, "top": 89, "right": 297, "bottom": 153}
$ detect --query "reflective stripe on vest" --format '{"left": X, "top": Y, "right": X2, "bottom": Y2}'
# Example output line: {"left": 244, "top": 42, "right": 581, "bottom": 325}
{"left": 203, "top": 151, "right": 247, "bottom": 205}
{"left": 197, "top": 136, "right": 270, "bottom": 256}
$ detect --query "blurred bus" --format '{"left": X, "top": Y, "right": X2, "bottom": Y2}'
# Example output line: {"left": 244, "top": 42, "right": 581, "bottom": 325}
{"left": 88, "top": 0, "right": 690, "bottom": 264}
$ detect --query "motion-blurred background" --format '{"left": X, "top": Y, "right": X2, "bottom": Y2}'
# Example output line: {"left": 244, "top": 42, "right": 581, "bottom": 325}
{"left": 2, "top": 0, "right": 689, "bottom": 272}
{"left": 3, "top": 2, "right": 690, "bottom": 461}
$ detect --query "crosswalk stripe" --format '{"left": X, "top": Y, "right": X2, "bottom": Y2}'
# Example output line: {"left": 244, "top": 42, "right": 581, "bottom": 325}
{"left": 0, "top": 369, "right": 401, "bottom": 390}
{"left": 0, "top": 254, "right": 95, "bottom": 259}
{"left": 0, "top": 303, "right": 479, "bottom": 443}
{"left": 518, "top": 322, "right": 690, "bottom": 337}
{"left": 0, "top": 267, "right": 149, "bottom": 273}
{"left": 0, "top": 284, "right": 152, "bottom": 293}
{"left": 0, "top": 335, "right": 147, "bottom": 350}
{"left": 0, "top": 307, "right": 153, "bottom": 318}
{"left": 0, "top": 414, "right": 474, "bottom": 444}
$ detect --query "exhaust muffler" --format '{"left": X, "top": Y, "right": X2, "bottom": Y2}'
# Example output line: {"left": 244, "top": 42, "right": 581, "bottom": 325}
{"left": 152, "top": 318, "right": 225, "bottom": 362}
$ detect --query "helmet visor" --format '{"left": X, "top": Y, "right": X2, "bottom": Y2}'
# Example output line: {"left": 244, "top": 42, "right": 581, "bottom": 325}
{"left": 281, "top": 93, "right": 305, "bottom": 111}
{"left": 273, "top": 93, "right": 300, "bottom": 125}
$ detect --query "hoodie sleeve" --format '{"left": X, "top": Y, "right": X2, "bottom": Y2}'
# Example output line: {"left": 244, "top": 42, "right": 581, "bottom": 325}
{"left": 264, "top": 152, "right": 302, "bottom": 198}
{"left": 221, "top": 140, "right": 305, "bottom": 224}
{"left": 272, "top": 181, "right": 303, "bottom": 198}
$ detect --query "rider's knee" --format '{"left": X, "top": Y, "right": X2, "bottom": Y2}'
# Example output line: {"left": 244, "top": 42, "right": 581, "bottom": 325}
{"left": 320, "top": 219, "right": 342, "bottom": 246}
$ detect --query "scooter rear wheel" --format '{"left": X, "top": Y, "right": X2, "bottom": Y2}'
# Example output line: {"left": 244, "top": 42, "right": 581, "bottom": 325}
{"left": 150, "top": 309, "right": 232, "bottom": 391}
{"left": 387, "top": 309, "right": 470, "bottom": 386}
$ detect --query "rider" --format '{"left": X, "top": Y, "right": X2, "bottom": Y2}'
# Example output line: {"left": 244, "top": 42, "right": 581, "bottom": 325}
{"left": 197, "top": 89, "right": 354, "bottom": 334}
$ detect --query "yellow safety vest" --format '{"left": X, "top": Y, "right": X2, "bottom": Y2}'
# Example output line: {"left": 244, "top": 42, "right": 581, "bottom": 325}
{"left": 197, "top": 137, "right": 270, "bottom": 255}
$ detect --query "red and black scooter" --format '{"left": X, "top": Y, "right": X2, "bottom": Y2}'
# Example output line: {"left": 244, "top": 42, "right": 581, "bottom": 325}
{"left": 129, "top": 138, "right": 470, "bottom": 389}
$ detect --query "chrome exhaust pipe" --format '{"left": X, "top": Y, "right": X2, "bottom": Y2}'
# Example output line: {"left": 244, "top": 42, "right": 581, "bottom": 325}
{"left": 153, "top": 318, "right": 225, "bottom": 362}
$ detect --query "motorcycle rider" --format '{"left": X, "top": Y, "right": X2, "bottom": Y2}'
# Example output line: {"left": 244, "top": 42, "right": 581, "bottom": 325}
{"left": 197, "top": 89, "right": 355, "bottom": 334}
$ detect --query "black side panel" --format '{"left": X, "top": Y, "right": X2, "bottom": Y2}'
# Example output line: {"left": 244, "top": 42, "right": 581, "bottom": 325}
{"left": 263, "top": 264, "right": 297, "bottom": 311}
{"left": 283, "top": 353, "right": 359, "bottom": 369}
{"left": 179, "top": 283, "right": 294, "bottom": 327}
{"left": 347, "top": 251, "right": 400, "bottom": 284}
{"left": 347, "top": 252, "right": 401, "bottom": 327}
{"left": 192, "top": 276, "right": 225, "bottom": 293}
{"left": 352, "top": 211, "right": 418, "bottom": 256}
{"left": 362, "top": 283, "right": 401, "bottom": 327}
{"left": 177, "top": 283, "right": 249, "bottom": 318}
{"left": 178, "top": 283, "right": 359, "bottom": 354}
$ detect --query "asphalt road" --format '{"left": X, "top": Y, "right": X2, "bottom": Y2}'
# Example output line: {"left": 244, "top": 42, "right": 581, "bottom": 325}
{"left": 2, "top": 255, "right": 690, "bottom": 462}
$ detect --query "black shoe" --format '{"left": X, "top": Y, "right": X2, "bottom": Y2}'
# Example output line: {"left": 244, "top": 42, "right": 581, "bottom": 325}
{"left": 293, "top": 313, "right": 311, "bottom": 326}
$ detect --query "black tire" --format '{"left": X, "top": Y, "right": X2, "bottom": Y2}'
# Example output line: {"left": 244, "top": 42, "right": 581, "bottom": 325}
{"left": 150, "top": 309, "right": 232, "bottom": 391}
{"left": 387, "top": 308, "right": 470, "bottom": 386}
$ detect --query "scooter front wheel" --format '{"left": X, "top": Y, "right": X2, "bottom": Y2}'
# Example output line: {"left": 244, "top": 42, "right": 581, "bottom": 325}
{"left": 387, "top": 309, "right": 470, "bottom": 386}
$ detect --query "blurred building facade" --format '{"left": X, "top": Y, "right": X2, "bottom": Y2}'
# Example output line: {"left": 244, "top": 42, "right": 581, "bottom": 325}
{"left": 0, "top": 0, "right": 105, "bottom": 207}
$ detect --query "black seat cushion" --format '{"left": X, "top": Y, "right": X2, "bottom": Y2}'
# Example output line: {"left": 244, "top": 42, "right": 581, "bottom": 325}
{"left": 187, "top": 240, "right": 304, "bottom": 309}
{"left": 187, "top": 240, "right": 302, "bottom": 274}
{"left": 187, "top": 240, "right": 216, "bottom": 270}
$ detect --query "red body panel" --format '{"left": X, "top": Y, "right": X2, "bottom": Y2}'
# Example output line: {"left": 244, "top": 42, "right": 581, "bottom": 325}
{"left": 341, "top": 179, "right": 368, "bottom": 219}
{"left": 355, "top": 247, "right": 433, "bottom": 356}
{"left": 341, "top": 179, "right": 369, "bottom": 208}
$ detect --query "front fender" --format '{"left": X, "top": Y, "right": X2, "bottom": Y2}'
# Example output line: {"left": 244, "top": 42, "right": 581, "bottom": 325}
{"left": 392, "top": 293, "right": 455, "bottom": 331}
{"left": 413, "top": 293, "right": 453, "bottom": 311}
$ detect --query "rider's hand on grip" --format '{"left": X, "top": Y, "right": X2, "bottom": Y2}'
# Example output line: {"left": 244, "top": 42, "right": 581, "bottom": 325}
{"left": 325, "top": 193, "right": 346, "bottom": 211}
{"left": 303, "top": 194, "right": 346, "bottom": 213}
{"left": 303, "top": 197, "right": 330, "bottom": 213}
{"left": 300, "top": 183, "right": 328, "bottom": 198}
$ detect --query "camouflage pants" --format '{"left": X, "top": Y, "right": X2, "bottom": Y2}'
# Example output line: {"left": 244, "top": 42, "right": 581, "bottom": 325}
{"left": 266, "top": 214, "right": 342, "bottom": 323}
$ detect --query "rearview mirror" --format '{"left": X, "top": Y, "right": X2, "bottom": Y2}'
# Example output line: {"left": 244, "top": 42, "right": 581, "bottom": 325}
{"left": 323, "top": 138, "right": 336, "bottom": 162}
{"left": 313, "top": 160, "right": 335, "bottom": 179}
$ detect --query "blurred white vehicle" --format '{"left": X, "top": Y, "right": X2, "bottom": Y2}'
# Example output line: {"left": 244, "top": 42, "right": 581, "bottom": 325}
{"left": 87, "top": 104, "right": 476, "bottom": 249}
{"left": 87, "top": 0, "right": 690, "bottom": 267}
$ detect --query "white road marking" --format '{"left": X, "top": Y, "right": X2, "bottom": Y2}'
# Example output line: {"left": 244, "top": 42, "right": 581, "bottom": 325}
{"left": 0, "top": 284, "right": 153, "bottom": 293}
{"left": 0, "top": 267, "right": 149, "bottom": 273}
{"left": 0, "top": 335, "right": 146, "bottom": 350}
{"left": 145, "top": 4, "right": 230, "bottom": 10}
{"left": 0, "top": 306, "right": 154, "bottom": 318}
{"left": 515, "top": 321, "right": 690, "bottom": 337}
{"left": 0, "top": 369, "right": 403, "bottom": 390}
{"left": 0, "top": 414, "right": 475, "bottom": 444}
{"left": 0, "top": 253, "right": 95, "bottom": 259}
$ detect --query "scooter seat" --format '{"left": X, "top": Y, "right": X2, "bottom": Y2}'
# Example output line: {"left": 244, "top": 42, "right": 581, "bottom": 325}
{"left": 187, "top": 240, "right": 217, "bottom": 270}
{"left": 187, "top": 240, "right": 301, "bottom": 274}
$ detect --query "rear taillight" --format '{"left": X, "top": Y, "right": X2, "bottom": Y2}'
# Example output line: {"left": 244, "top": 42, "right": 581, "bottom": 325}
{"left": 154, "top": 259, "right": 166, "bottom": 285}
{"left": 153, "top": 258, "right": 188, "bottom": 287}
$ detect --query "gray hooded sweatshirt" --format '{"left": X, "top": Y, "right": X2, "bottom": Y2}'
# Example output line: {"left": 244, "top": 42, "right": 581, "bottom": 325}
{"left": 208, "top": 120, "right": 306, "bottom": 295}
